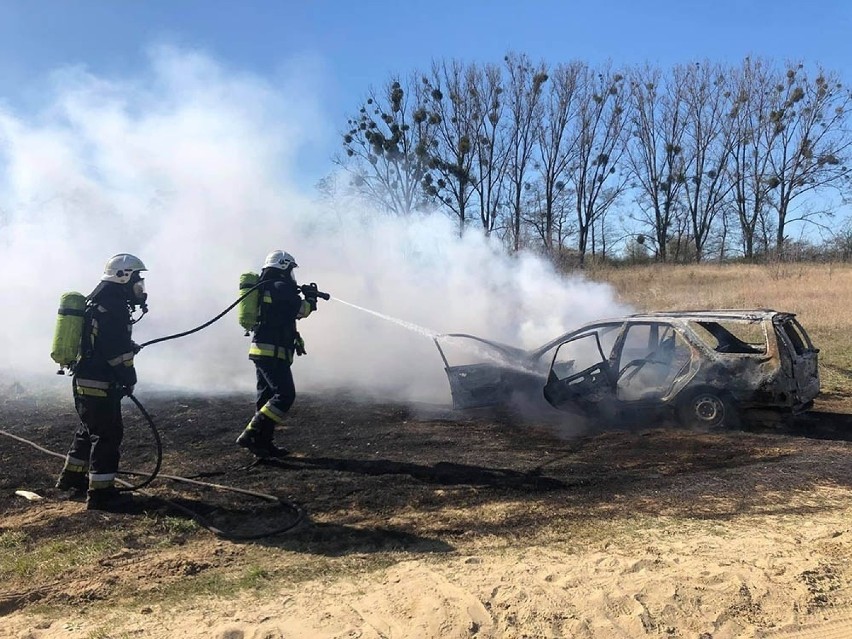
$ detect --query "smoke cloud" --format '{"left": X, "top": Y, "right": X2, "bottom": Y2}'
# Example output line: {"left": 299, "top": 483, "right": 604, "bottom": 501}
{"left": 0, "top": 46, "right": 630, "bottom": 404}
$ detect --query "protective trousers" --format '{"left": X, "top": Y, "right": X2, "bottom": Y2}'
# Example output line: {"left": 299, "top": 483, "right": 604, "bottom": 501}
{"left": 64, "top": 394, "right": 124, "bottom": 489}
{"left": 256, "top": 357, "right": 296, "bottom": 416}
{"left": 249, "top": 357, "right": 296, "bottom": 439}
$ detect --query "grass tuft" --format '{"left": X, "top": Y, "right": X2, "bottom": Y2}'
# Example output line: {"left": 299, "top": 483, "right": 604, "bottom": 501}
{"left": 0, "top": 530, "right": 29, "bottom": 548}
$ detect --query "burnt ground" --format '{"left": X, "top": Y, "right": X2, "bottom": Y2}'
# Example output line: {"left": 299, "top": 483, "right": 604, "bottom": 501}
{"left": 3, "top": 386, "right": 852, "bottom": 629}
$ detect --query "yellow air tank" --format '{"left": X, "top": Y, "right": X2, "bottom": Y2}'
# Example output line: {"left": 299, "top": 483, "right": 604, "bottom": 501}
{"left": 237, "top": 272, "right": 260, "bottom": 332}
{"left": 50, "top": 292, "right": 87, "bottom": 371}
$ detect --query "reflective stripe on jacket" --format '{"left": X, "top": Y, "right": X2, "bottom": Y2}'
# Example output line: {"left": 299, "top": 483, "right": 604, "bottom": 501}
{"left": 248, "top": 342, "right": 294, "bottom": 362}
{"left": 73, "top": 284, "right": 137, "bottom": 392}
{"left": 249, "top": 277, "right": 310, "bottom": 361}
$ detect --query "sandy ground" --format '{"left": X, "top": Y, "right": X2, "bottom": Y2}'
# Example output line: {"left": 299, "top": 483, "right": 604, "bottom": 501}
{"left": 3, "top": 389, "right": 852, "bottom": 638}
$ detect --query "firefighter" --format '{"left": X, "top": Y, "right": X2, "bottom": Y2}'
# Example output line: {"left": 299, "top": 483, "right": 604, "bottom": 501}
{"left": 54, "top": 254, "right": 148, "bottom": 511}
{"left": 236, "top": 250, "right": 317, "bottom": 458}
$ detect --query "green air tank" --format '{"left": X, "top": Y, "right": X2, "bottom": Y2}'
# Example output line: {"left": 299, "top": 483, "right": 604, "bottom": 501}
{"left": 50, "top": 292, "right": 87, "bottom": 370}
{"left": 238, "top": 272, "right": 260, "bottom": 332}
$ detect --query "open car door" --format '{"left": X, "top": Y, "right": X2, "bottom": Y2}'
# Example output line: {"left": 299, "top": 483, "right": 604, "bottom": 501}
{"left": 774, "top": 315, "right": 820, "bottom": 407}
{"left": 543, "top": 332, "right": 616, "bottom": 414}
{"left": 435, "top": 335, "right": 543, "bottom": 409}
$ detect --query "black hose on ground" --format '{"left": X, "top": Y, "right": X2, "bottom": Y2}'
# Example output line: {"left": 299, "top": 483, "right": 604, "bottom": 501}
{"left": 0, "top": 393, "right": 161, "bottom": 492}
{"left": 117, "top": 393, "right": 162, "bottom": 492}
{"left": 0, "top": 422, "right": 305, "bottom": 540}
{"left": 118, "top": 463, "right": 305, "bottom": 540}
{"left": 151, "top": 493, "right": 305, "bottom": 541}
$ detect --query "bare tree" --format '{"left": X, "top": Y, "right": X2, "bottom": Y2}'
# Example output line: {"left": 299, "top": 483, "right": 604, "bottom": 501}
{"left": 667, "top": 212, "right": 695, "bottom": 262}
{"left": 469, "top": 62, "right": 511, "bottom": 235}
{"left": 626, "top": 63, "right": 689, "bottom": 262}
{"left": 827, "top": 217, "right": 852, "bottom": 261}
{"left": 503, "top": 52, "right": 548, "bottom": 250}
{"left": 339, "top": 75, "right": 433, "bottom": 215}
{"left": 337, "top": 54, "right": 852, "bottom": 264}
{"left": 421, "top": 61, "right": 479, "bottom": 235}
{"left": 764, "top": 63, "right": 852, "bottom": 254}
{"left": 568, "top": 64, "right": 631, "bottom": 265}
{"left": 717, "top": 207, "right": 735, "bottom": 260}
{"left": 728, "top": 58, "right": 778, "bottom": 260}
{"left": 520, "top": 178, "right": 576, "bottom": 251}
{"left": 681, "top": 61, "right": 736, "bottom": 262}
{"left": 315, "top": 172, "right": 358, "bottom": 222}
{"left": 536, "top": 61, "right": 582, "bottom": 255}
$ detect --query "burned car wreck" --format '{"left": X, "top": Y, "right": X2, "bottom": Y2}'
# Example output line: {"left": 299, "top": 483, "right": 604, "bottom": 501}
{"left": 435, "top": 310, "right": 820, "bottom": 429}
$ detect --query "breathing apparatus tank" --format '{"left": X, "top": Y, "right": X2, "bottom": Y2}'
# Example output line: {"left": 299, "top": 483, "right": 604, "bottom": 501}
{"left": 237, "top": 272, "right": 260, "bottom": 333}
{"left": 50, "top": 292, "right": 87, "bottom": 372}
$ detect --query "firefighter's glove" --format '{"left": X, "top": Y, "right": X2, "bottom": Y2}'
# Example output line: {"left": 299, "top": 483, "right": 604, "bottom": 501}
{"left": 131, "top": 341, "right": 142, "bottom": 354}
{"left": 301, "top": 284, "right": 319, "bottom": 312}
{"left": 122, "top": 384, "right": 135, "bottom": 397}
{"left": 294, "top": 334, "right": 307, "bottom": 356}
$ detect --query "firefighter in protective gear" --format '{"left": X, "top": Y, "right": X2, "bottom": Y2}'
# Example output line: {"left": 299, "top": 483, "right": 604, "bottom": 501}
{"left": 236, "top": 250, "right": 316, "bottom": 458}
{"left": 54, "top": 253, "right": 148, "bottom": 511}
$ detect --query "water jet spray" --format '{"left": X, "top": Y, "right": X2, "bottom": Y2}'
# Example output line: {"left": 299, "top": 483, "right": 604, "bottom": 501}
{"left": 332, "top": 298, "right": 442, "bottom": 339}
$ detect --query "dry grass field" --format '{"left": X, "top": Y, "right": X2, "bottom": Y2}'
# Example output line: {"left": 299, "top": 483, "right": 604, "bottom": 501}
{"left": 587, "top": 262, "right": 852, "bottom": 407}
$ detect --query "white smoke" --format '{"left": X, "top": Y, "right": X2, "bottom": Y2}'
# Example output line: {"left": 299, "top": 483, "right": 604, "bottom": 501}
{"left": 0, "top": 46, "right": 630, "bottom": 404}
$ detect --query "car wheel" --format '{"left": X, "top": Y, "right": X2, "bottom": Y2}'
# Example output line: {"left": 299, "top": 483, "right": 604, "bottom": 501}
{"left": 676, "top": 389, "right": 740, "bottom": 430}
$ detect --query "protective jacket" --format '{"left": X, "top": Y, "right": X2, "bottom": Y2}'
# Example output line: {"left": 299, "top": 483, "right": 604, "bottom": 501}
{"left": 73, "top": 283, "right": 137, "bottom": 397}
{"left": 249, "top": 274, "right": 312, "bottom": 362}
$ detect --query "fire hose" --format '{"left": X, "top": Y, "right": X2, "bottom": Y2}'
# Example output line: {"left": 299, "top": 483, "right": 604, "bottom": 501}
{"left": 137, "top": 282, "right": 329, "bottom": 349}
{"left": 2, "top": 424, "right": 304, "bottom": 540}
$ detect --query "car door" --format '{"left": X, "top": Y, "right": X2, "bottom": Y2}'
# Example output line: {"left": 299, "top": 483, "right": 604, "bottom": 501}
{"left": 543, "top": 332, "right": 616, "bottom": 413}
{"left": 614, "top": 322, "right": 694, "bottom": 403}
{"left": 435, "top": 335, "right": 541, "bottom": 409}
{"left": 443, "top": 363, "right": 516, "bottom": 409}
{"left": 774, "top": 316, "right": 820, "bottom": 405}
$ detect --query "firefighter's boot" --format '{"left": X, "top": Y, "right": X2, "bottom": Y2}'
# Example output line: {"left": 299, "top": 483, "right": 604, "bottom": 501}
{"left": 86, "top": 487, "right": 135, "bottom": 512}
{"left": 236, "top": 414, "right": 289, "bottom": 458}
{"left": 55, "top": 469, "right": 88, "bottom": 492}
{"left": 260, "top": 440, "right": 290, "bottom": 458}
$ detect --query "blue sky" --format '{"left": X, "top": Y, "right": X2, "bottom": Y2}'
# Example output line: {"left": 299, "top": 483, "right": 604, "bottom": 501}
{"left": 1, "top": 0, "right": 851, "bottom": 186}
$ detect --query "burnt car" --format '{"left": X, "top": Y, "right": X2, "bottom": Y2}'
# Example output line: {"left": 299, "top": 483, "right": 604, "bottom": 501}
{"left": 435, "top": 310, "right": 820, "bottom": 428}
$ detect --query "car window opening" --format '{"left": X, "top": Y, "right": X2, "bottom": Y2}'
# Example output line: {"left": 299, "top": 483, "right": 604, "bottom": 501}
{"left": 781, "top": 320, "right": 810, "bottom": 355}
{"left": 551, "top": 333, "right": 607, "bottom": 381}
{"left": 690, "top": 320, "right": 767, "bottom": 354}
{"left": 616, "top": 324, "right": 692, "bottom": 400}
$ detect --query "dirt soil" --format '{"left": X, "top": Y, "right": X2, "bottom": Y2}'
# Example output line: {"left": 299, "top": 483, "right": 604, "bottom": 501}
{"left": 3, "top": 386, "right": 852, "bottom": 639}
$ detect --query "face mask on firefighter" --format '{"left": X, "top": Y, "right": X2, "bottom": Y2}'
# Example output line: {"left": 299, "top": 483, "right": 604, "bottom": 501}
{"left": 129, "top": 272, "right": 147, "bottom": 308}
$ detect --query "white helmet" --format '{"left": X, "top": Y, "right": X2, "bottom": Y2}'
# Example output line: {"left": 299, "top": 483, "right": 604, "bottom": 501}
{"left": 263, "top": 250, "right": 298, "bottom": 271}
{"left": 101, "top": 253, "right": 147, "bottom": 284}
